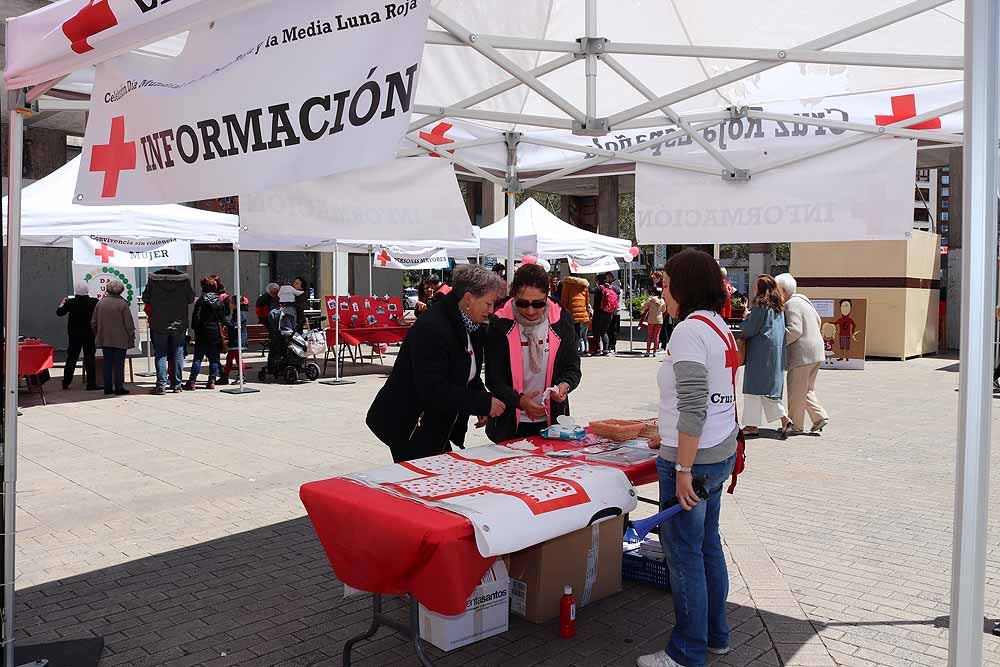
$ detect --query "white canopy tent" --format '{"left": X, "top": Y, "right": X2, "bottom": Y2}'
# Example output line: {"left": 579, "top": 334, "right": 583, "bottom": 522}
{"left": 479, "top": 197, "right": 630, "bottom": 260}
{"left": 3, "top": 1, "right": 998, "bottom": 664}
{"left": 1, "top": 157, "right": 238, "bottom": 245}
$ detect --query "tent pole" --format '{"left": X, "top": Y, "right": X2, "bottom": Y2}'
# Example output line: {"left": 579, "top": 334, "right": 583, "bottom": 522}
{"left": 505, "top": 132, "right": 520, "bottom": 286}
{"left": 222, "top": 241, "right": 258, "bottom": 395}
{"left": 322, "top": 242, "right": 353, "bottom": 386}
{"left": 368, "top": 245, "right": 374, "bottom": 297}
{"left": 3, "top": 90, "right": 25, "bottom": 667}
{"left": 950, "top": 0, "right": 999, "bottom": 663}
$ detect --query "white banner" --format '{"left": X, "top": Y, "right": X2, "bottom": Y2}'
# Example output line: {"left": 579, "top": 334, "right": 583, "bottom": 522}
{"left": 72, "top": 263, "right": 141, "bottom": 354}
{"left": 75, "top": 0, "right": 430, "bottom": 205}
{"left": 373, "top": 246, "right": 449, "bottom": 270}
{"left": 635, "top": 138, "right": 917, "bottom": 245}
{"left": 568, "top": 255, "right": 621, "bottom": 275}
{"left": 73, "top": 235, "right": 192, "bottom": 267}
{"left": 347, "top": 445, "right": 637, "bottom": 558}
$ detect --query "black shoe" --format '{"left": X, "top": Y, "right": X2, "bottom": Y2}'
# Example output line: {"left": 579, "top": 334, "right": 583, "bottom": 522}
{"left": 61, "top": 382, "right": 70, "bottom": 390}
{"left": 152, "top": 386, "right": 166, "bottom": 395}
{"left": 216, "top": 376, "right": 230, "bottom": 386}
{"left": 114, "top": 388, "right": 130, "bottom": 396}
{"left": 170, "top": 385, "right": 184, "bottom": 393}
{"left": 104, "top": 389, "right": 114, "bottom": 395}
{"left": 86, "top": 385, "right": 102, "bottom": 391}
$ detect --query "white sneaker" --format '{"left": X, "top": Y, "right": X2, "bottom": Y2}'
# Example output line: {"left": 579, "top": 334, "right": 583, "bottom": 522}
{"left": 707, "top": 645, "right": 731, "bottom": 655}
{"left": 637, "top": 651, "right": 684, "bottom": 667}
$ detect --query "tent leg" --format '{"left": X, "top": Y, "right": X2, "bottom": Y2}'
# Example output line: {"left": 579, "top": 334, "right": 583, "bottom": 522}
{"left": 135, "top": 319, "right": 156, "bottom": 377}
{"left": 368, "top": 245, "right": 374, "bottom": 297}
{"left": 504, "top": 132, "right": 519, "bottom": 285}
{"left": 949, "top": 0, "right": 999, "bottom": 663}
{"left": 222, "top": 242, "right": 258, "bottom": 395}
{"left": 322, "top": 242, "right": 353, "bottom": 387}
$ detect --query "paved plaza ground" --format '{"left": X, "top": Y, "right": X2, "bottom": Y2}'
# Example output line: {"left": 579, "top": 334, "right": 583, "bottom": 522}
{"left": 11, "top": 347, "right": 1000, "bottom": 666}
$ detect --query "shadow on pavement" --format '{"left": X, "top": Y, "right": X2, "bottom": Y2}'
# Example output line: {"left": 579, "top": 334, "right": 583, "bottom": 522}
{"left": 15, "top": 517, "right": 820, "bottom": 666}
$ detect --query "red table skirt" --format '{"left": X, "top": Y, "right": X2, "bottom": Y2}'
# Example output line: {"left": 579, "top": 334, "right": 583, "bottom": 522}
{"left": 300, "top": 477, "right": 493, "bottom": 616}
{"left": 17, "top": 342, "right": 55, "bottom": 376}
{"left": 325, "top": 326, "right": 409, "bottom": 348}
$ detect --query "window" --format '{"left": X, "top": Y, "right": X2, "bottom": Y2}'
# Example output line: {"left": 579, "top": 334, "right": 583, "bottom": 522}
{"left": 915, "top": 187, "right": 930, "bottom": 201}
{"left": 913, "top": 208, "right": 930, "bottom": 222}
{"left": 941, "top": 212, "right": 950, "bottom": 222}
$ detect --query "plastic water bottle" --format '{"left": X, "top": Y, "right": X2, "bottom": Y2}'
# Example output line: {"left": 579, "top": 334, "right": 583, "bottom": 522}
{"left": 559, "top": 585, "right": 576, "bottom": 639}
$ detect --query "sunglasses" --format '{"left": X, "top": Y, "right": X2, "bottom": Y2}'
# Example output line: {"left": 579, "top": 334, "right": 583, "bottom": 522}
{"left": 515, "top": 299, "right": 547, "bottom": 310}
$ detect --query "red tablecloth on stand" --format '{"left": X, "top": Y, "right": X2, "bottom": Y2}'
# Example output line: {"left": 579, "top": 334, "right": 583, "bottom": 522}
{"left": 300, "top": 430, "right": 658, "bottom": 615}
{"left": 300, "top": 477, "right": 493, "bottom": 616}
{"left": 17, "top": 341, "right": 55, "bottom": 376}
{"left": 325, "top": 325, "right": 410, "bottom": 348}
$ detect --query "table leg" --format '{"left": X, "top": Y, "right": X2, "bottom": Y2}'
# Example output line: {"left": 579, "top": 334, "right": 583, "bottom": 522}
{"left": 342, "top": 594, "right": 435, "bottom": 667}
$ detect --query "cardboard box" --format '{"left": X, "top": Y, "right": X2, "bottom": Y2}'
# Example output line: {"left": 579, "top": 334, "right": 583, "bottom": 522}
{"left": 418, "top": 560, "right": 510, "bottom": 651}
{"left": 508, "top": 515, "right": 624, "bottom": 623}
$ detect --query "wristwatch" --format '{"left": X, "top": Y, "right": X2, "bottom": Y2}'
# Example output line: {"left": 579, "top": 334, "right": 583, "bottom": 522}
{"left": 675, "top": 463, "right": 693, "bottom": 473}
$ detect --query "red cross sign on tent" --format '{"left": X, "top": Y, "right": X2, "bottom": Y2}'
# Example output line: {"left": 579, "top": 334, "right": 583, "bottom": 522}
{"left": 74, "top": 0, "right": 430, "bottom": 205}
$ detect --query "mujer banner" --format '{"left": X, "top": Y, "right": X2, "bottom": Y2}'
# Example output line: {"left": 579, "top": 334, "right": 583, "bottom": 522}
{"left": 74, "top": 0, "right": 430, "bottom": 205}
{"left": 73, "top": 236, "right": 192, "bottom": 267}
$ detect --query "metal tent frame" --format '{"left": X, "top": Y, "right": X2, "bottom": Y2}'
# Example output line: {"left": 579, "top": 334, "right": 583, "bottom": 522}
{"left": 3, "top": 0, "right": 997, "bottom": 665}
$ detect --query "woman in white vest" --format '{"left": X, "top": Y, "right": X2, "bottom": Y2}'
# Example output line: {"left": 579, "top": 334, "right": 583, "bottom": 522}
{"left": 641, "top": 249, "right": 739, "bottom": 667}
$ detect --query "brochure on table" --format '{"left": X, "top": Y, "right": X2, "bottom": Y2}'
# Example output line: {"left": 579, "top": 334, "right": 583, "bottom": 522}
{"left": 324, "top": 295, "right": 405, "bottom": 329}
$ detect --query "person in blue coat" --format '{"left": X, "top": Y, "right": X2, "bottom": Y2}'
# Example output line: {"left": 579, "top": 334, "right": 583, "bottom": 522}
{"left": 737, "top": 275, "right": 794, "bottom": 439}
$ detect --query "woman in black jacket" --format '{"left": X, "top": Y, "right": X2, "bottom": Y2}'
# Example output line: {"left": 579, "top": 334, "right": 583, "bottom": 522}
{"left": 184, "top": 276, "right": 228, "bottom": 390}
{"left": 367, "top": 265, "right": 507, "bottom": 463}
{"left": 485, "top": 263, "right": 582, "bottom": 442}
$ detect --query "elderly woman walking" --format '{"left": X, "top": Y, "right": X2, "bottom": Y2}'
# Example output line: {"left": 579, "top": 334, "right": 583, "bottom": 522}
{"left": 737, "top": 275, "right": 793, "bottom": 438}
{"left": 775, "top": 274, "right": 829, "bottom": 434}
{"left": 91, "top": 280, "right": 135, "bottom": 396}
{"left": 367, "top": 265, "right": 507, "bottom": 462}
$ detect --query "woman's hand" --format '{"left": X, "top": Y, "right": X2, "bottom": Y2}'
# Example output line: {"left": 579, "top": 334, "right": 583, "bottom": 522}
{"left": 518, "top": 392, "right": 547, "bottom": 420}
{"left": 550, "top": 383, "right": 570, "bottom": 403}
{"left": 489, "top": 397, "right": 506, "bottom": 418}
{"left": 647, "top": 432, "right": 661, "bottom": 449}
{"left": 675, "top": 472, "right": 701, "bottom": 511}
{"left": 475, "top": 416, "right": 488, "bottom": 428}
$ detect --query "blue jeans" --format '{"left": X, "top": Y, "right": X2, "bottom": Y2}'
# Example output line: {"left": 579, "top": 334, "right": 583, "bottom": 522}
{"left": 101, "top": 347, "right": 127, "bottom": 392}
{"left": 577, "top": 322, "right": 589, "bottom": 353}
{"left": 657, "top": 455, "right": 736, "bottom": 667}
{"left": 152, "top": 333, "right": 185, "bottom": 389}
{"left": 189, "top": 342, "right": 221, "bottom": 382}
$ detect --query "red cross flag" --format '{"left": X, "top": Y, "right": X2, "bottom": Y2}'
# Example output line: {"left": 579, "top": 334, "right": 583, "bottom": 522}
{"left": 73, "top": 236, "right": 193, "bottom": 267}
{"left": 74, "top": 0, "right": 430, "bottom": 205}
{"left": 372, "top": 246, "right": 449, "bottom": 270}
{"left": 348, "top": 445, "right": 637, "bottom": 557}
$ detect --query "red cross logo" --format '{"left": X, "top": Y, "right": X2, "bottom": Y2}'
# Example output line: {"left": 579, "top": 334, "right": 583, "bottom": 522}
{"left": 875, "top": 94, "right": 942, "bottom": 130}
{"left": 94, "top": 243, "right": 115, "bottom": 264}
{"left": 418, "top": 122, "right": 455, "bottom": 158}
{"left": 385, "top": 453, "right": 592, "bottom": 515}
{"left": 376, "top": 249, "right": 392, "bottom": 267}
{"left": 723, "top": 337, "right": 740, "bottom": 383}
{"left": 62, "top": 0, "right": 119, "bottom": 54}
{"left": 570, "top": 260, "right": 580, "bottom": 273}
{"left": 90, "top": 116, "right": 137, "bottom": 198}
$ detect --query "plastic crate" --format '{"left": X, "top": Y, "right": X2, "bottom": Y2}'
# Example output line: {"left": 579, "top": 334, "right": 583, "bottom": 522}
{"left": 622, "top": 539, "right": 671, "bottom": 591}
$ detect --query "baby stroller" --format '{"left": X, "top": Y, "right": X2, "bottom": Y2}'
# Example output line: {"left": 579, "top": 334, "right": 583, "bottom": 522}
{"left": 259, "top": 304, "right": 321, "bottom": 383}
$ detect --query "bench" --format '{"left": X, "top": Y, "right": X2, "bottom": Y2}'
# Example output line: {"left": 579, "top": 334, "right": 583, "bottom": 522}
{"left": 245, "top": 324, "right": 269, "bottom": 356}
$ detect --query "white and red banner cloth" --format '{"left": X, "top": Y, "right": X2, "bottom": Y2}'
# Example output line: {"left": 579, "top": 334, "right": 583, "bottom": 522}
{"left": 569, "top": 255, "right": 621, "bottom": 275}
{"left": 635, "top": 137, "right": 917, "bottom": 245}
{"left": 73, "top": 235, "right": 191, "bottom": 267}
{"left": 73, "top": 0, "right": 430, "bottom": 205}
{"left": 346, "top": 446, "right": 637, "bottom": 557}
{"left": 373, "top": 246, "right": 449, "bottom": 270}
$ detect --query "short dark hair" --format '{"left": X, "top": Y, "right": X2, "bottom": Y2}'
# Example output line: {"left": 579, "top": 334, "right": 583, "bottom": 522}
{"left": 663, "top": 249, "right": 726, "bottom": 320}
{"left": 510, "top": 263, "right": 550, "bottom": 297}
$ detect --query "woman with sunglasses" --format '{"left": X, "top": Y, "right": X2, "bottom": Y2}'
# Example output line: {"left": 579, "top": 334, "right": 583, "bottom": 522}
{"left": 485, "top": 263, "right": 582, "bottom": 442}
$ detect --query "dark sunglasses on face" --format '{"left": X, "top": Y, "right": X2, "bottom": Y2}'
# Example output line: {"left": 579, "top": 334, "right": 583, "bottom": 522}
{"left": 515, "top": 299, "right": 547, "bottom": 310}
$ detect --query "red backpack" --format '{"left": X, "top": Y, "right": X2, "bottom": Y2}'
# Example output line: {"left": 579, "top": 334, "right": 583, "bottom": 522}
{"left": 689, "top": 314, "right": 746, "bottom": 494}
{"left": 599, "top": 285, "right": 619, "bottom": 313}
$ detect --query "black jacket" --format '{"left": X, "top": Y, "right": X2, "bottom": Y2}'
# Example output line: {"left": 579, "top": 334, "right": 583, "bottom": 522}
{"left": 190, "top": 292, "right": 227, "bottom": 345}
{"left": 485, "top": 300, "right": 582, "bottom": 443}
{"left": 57, "top": 295, "right": 98, "bottom": 339}
{"left": 142, "top": 269, "right": 195, "bottom": 335}
{"left": 366, "top": 292, "right": 493, "bottom": 462}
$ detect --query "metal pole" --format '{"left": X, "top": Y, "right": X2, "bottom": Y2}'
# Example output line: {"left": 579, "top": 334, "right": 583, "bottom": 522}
{"left": 505, "top": 133, "right": 520, "bottom": 285}
{"left": 4, "top": 92, "right": 26, "bottom": 667}
{"left": 628, "top": 261, "right": 634, "bottom": 353}
{"left": 321, "top": 242, "right": 354, "bottom": 386}
{"left": 368, "top": 245, "right": 374, "bottom": 297}
{"left": 584, "top": 0, "right": 598, "bottom": 122}
{"left": 222, "top": 242, "right": 258, "bottom": 395}
{"left": 950, "top": 0, "right": 999, "bottom": 663}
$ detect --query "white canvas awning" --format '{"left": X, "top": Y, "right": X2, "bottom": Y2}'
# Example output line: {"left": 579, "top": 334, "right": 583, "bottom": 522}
{"left": 1, "top": 156, "right": 238, "bottom": 246}
{"left": 479, "top": 198, "right": 630, "bottom": 260}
